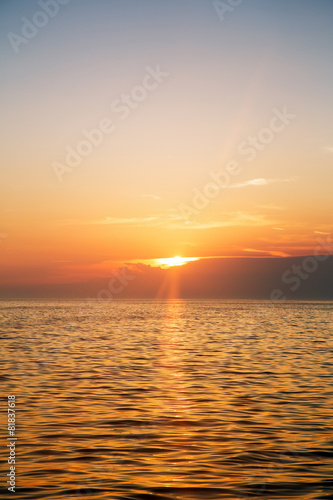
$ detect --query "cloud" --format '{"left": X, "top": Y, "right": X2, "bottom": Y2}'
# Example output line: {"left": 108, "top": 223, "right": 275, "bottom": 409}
{"left": 174, "top": 212, "right": 273, "bottom": 230}
{"left": 229, "top": 177, "right": 295, "bottom": 189}
{"left": 243, "top": 248, "right": 290, "bottom": 257}
{"left": 59, "top": 210, "right": 274, "bottom": 231}
{"left": 60, "top": 216, "right": 159, "bottom": 227}
{"left": 97, "top": 216, "right": 158, "bottom": 225}
{"left": 233, "top": 178, "right": 268, "bottom": 187}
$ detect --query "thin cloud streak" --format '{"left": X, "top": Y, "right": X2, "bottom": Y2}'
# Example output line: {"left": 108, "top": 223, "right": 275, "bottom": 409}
{"left": 228, "top": 177, "right": 295, "bottom": 189}
{"left": 59, "top": 211, "right": 275, "bottom": 230}
{"left": 243, "top": 248, "right": 290, "bottom": 257}
{"left": 177, "top": 212, "right": 275, "bottom": 230}
{"left": 59, "top": 216, "right": 159, "bottom": 226}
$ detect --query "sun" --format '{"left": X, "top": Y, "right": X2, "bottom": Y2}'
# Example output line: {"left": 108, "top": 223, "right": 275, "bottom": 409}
{"left": 156, "top": 256, "right": 198, "bottom": 268}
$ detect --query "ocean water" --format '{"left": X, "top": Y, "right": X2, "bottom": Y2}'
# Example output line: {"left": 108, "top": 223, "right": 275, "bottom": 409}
{"left": 1, "top": 299, "right": 333, "bottom": 500}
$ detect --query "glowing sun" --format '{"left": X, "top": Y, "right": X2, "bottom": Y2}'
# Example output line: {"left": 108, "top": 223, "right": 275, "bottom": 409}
{"left": 156, "top": 256, "right": 198, "bottom": 268}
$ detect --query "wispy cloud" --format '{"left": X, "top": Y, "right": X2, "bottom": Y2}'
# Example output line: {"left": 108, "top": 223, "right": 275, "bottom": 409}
{"left": 97, "top": 216, "right": 158, "bottom": 225}
{"left": 243, "top": 248, "right": 290, "bottom": 257}
{"left": 176, "top": 212, "right": 274, "bottom": 230}
{"left": 60, "top": 210, "right": 274, "bottom": 230}
{"left": 60, "top": 216, "right": 159, "bottom": 227}
{"left": 229, "top": 177, "right": 295, "bottom": 189}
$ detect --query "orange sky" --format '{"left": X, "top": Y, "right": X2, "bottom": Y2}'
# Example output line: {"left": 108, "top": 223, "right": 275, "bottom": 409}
{"left": 1, "top": 1, "right": 333, "bottom": 292}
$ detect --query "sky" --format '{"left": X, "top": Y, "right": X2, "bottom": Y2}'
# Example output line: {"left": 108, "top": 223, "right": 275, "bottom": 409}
{"left": 0, "top": 0, "right": 333, "bottom": 294}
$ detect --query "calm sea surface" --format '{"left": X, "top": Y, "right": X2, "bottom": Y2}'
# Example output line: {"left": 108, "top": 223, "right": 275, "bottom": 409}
{"left": 1, "top": 300, "right": 333, "bottom": 499}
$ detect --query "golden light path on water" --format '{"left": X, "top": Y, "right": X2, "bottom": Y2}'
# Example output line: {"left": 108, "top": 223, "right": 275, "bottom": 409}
{"left": 149, "top": 299, "right": 194, "bottom": 487}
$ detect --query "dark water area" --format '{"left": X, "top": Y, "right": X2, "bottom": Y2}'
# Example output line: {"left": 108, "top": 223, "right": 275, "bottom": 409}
{"left": 1, "top": 300, "right": 333, "bottom": 499}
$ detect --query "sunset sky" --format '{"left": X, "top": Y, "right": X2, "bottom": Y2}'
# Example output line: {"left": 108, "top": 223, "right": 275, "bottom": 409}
{"left": 1, "top": 0, "right": 333, "bottom": 292}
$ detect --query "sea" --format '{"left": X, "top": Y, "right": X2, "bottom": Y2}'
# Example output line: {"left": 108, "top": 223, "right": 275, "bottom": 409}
{"left": 0, "top": 299, "right": 333, "bottom": 500}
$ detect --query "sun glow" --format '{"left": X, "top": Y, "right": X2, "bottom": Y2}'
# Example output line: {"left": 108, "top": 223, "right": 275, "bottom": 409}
{"left": 156, "top": 256, "right": 199, "bottom": 268}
